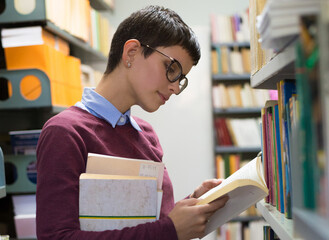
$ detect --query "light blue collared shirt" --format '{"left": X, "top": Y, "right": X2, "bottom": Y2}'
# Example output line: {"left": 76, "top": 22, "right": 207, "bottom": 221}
{"left": 75, "top": 87, "right": 142, "bottom": 132}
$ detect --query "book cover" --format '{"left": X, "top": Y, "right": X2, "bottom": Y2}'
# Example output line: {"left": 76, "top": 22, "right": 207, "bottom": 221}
{"left": 274, "top": 104, "right": 285, "bottom": 213}
{"left": 86, "top": 153, "right": 165, "bottom": 190}
{"left": 79, "top": 173, "right": 158, "bottom": 231}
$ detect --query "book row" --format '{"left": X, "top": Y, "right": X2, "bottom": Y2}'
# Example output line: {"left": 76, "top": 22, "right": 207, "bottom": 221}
{"left": 217, "top": 220, "right": 265, "bottom": 240}
{"left": 248, "top": 0, "right": 275, "bottom": 76}
{"left": 261, "top": 69, "right": 327, "bottom": 220}
{"left": 260, "top": 80, "right": 297, "bottom": 219}
{"left": 263, "top": 225, "right": 279, "bottom": 240}
{"left": 215, "top": 154, "right": 248, "bottom": 179}
{"left": 45, "top": 0, "right": 113, "bottom": 56}
{"left": 210, "top": 11, "right": 250, "bottom": 44}
{"left": 212, "top": 83, "right": 276, "bottom": 109}
{"left": 214, "top": 117, "right": 261, "bottom": 148}
{"left": 211, "top": 46, "right": 251, "bottom": 75}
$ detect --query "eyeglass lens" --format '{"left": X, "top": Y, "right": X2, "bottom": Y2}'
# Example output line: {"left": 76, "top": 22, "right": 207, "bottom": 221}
{"left": 166, "top": 61, "right": 182, "bottom": 82}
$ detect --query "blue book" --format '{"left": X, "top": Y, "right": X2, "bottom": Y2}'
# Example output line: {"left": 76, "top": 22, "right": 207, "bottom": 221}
{"left": 274, "top": 104, "right": 284, "bottom": 213}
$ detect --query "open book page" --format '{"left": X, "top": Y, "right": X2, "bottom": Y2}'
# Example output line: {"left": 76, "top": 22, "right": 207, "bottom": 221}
{"left": 198, "top": 156, "right": 267, "bottom": 204}
{"left": 198, "top": 156, "right": 269, "bottom": 237}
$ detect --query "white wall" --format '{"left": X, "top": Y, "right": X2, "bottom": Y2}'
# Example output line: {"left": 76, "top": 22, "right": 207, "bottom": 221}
{"left": 109, "top": 2, "right": 249, "bottom": 239}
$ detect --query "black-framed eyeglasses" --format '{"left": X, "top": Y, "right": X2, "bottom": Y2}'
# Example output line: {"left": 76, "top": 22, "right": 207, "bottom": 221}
{"left": 141, "top": 43, "right": 188, "bottom": 94}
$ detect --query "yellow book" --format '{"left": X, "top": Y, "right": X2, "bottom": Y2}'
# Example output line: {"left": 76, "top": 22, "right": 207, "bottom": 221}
{"left": 197, "top": 156, "right": 268, "bottom": 237}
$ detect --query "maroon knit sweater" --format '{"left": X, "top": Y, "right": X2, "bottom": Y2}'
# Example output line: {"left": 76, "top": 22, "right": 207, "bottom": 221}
{"left": 36, "top": 106, "right": 178, "bottom": 240}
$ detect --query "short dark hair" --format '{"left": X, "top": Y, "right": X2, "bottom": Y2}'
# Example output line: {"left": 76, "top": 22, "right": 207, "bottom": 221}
{"left": 104, "top": 5, "right": 201, "bottom": 74}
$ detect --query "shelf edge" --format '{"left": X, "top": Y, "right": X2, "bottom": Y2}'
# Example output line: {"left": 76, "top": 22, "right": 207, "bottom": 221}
{"left": 256, "top": 200, "right": 301, "bottom": 240}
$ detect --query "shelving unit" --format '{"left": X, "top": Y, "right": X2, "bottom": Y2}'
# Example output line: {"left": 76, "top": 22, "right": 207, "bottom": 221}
{"left": 211, "top": 38, "right": 264, "bottom": 238}
{"left": 215, "top": 146, "right": 260, "bottom": 155}
{"left": 211, "top": 41, "right": 262, "bottom": 157}
{"left": 0, "top": 0, "right": 113, "bottom": 238}
{"left": 251, "top": 46, "right": 296, "bottom": 89}
{"left": 250, "top": 1, "right": 329, "bottom": 240}
{"left": 44, "top": 21, "right": 107, "bottom": 66}
{"left": 214, "top": 107, "right": 262, "bottom": 116}
{"left": 0, "top": 0, "right": 112, "bottom": 70}
{"left": 256, "top": 200, "right": 300, "bottom": 240}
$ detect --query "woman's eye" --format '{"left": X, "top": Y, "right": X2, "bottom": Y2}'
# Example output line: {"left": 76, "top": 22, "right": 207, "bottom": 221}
{"left": 167, "top": 66, "right": 175, "bottom": 73}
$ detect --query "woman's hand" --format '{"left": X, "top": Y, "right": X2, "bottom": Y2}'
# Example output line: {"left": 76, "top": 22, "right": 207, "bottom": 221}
{"left": 168, "top": 178, "right": 229, "bottom": 240}
{"left": 168, "top": 196, "right": 228, "bottom": 240}
{"left": 190, "top": 178, "right": 224, "bottom": 199}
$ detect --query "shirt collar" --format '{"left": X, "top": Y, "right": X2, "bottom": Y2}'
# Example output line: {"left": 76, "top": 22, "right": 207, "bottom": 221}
{"left": 75, "top": 87, "right": 142, "bottom": 131}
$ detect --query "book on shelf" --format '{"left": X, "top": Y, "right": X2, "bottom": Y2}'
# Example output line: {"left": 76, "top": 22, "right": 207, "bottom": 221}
{"left": 249, "top": 0, "right": 275, "bottom": 75}
{"left": 197, "top": 155, "right": 268, "bottom": 236}
{"left": 210, "top": 11, "right": 250, "bottom": 44}
{"left": 1, "top": 26, "right": 69, "bottom": 55}
{"left": 218, "top": 219, "right": 264, "bottom": 240}
{"left": 256, "top": 0, "right": 320, "bottom": 51}
{"left": 212, "top": 83, "right": 272, "bottom": 109}
{"left": 44, "top": 0, "right": 113, "bottom": 54}
{"left": 226, "top": 118, "right": 262, "bottom": 148}
{"left": 216, "top": 154, "right": 243, "bottom": 179}
{"left": 261, "top": 86, "right": 296, "bottom": 218}
{"left": 211, "top": 46, "right": 251, "bottom": 75}
{"left": 45, "top": 0, "right": 90, "bottom": 43}
{"left": 214, "top": 117, "right": 262, "bottom": 148}
{"left": 263, "top": 225, "right": 280, "bottom": 240}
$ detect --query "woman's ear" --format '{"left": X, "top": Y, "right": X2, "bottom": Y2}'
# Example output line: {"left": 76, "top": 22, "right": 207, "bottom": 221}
{"left": 122, "top": 39, "right": 141, "bottom": 68}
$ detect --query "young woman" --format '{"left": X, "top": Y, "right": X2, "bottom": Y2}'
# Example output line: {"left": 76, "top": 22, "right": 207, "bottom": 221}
{"left": 36, "top": 5, "right": 228, "bottom": 240}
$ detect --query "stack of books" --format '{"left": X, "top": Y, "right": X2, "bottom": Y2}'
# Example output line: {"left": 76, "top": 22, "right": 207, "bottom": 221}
{"left": 256, "top": 0, "right": 320, "bottom": 51}
{"left": 79, "top": 153, "right": 165, "bottom": 231}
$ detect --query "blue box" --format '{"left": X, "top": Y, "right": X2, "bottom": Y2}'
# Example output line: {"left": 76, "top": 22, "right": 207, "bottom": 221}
{"left": 9, "top": 129, "right": 42, "bottom": 155}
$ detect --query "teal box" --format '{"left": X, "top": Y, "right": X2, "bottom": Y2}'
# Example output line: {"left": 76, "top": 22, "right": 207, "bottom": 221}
{"left": 4, "top": 155, "right": 37, "bottom": 193}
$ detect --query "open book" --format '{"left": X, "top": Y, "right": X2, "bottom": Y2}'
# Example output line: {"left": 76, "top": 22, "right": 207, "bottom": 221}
{"left": 197, "top": 155, "right": 268, "bottom": 237}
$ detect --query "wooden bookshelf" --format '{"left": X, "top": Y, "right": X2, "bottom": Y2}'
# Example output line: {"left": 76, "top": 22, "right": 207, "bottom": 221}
{"left": 249, "top": 1, "right": 329, "bottom": 240}
{"left": 0, "top": 0, "right": 113, "bottom": 237}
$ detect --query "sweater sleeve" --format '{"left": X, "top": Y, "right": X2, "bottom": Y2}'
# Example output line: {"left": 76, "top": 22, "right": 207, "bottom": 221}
{"left": 36, "top": 123, "right": 178, "bottom": 240}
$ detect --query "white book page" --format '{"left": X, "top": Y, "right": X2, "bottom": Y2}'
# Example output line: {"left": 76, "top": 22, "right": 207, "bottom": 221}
{"left": 199, "top": 156, "right": 264, "bottom": 200}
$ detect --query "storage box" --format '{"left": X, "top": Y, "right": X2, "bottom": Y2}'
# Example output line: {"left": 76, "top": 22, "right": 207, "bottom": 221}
{"left": 9, "top": 130, "right": 41, "bottom": 155}
{"left": 12, "top": 194, "right": 36, "bottom": 239}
